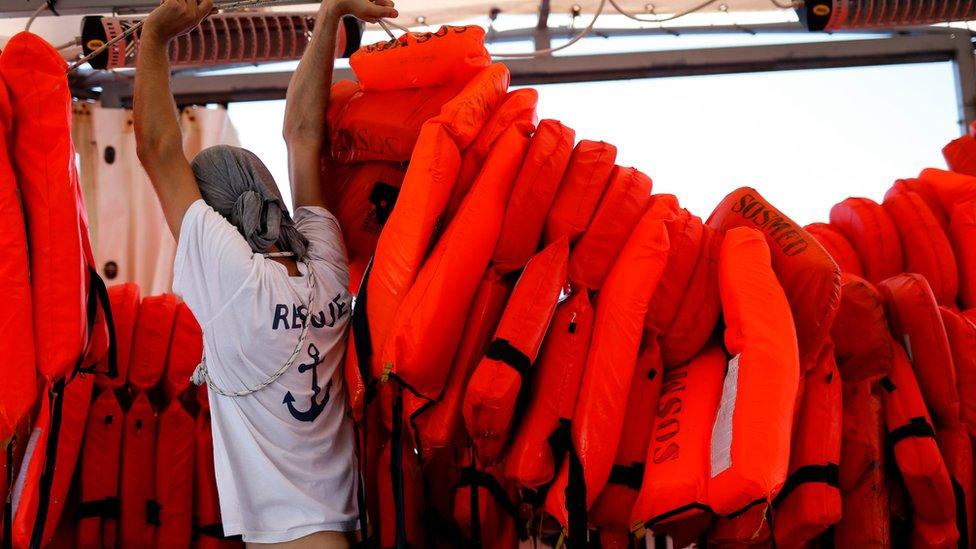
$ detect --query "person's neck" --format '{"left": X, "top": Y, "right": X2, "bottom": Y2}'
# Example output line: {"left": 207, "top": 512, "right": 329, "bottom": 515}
{"left": 267, "top": 245, "right": 300, "bottom": 277}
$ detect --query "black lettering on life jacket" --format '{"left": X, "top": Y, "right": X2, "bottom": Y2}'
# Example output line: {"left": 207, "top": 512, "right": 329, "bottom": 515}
{"left": 653, "top": 442, "right": 679, "bottom": 464}
{"left": 651, "top": 365, "right": 690, "bottom": 465}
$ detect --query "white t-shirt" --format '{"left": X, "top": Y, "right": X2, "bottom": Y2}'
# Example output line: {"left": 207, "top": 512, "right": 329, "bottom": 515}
{"left": 173, "top": 199, "right": 358, "bottom": 543}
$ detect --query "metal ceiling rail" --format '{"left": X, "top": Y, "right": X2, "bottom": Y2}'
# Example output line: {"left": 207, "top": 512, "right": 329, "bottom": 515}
{"left": 74, "top": 30, "right": 976, "bottom": 131}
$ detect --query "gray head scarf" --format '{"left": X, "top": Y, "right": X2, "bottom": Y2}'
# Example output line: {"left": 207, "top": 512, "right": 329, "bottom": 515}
{"left": 191, "top": 145, "right": 308, "bottom": 261}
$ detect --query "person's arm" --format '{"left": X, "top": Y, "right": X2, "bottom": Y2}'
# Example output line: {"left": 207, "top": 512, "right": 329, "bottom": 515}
{"left": 284, "top": 0, "right": 396, "bottom": 211}
{"left": 134, "top": 0, "right": 214, "bottom": 239}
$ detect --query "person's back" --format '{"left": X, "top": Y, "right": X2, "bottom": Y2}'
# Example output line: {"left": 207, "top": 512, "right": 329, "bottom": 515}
{"left": 132, "top": 0, "right": 397, "bottom": 545}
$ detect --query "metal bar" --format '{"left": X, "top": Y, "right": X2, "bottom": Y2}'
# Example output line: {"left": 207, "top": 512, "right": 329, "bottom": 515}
{"left": 76, "top": 32, "right": 966, "bottom": 107}
{"left": 949, "top": 30, "right": 976, "bottom": 132}
{"left": 533, "top": 0, "right": 551, "bottom": 52}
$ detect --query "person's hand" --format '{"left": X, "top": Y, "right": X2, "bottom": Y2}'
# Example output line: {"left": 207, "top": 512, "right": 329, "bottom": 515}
{"left": 143, "top": 0, "right": 215, "bottom": 42}
{"left": 326, "top": 0, "right": 397, "bottom": 23}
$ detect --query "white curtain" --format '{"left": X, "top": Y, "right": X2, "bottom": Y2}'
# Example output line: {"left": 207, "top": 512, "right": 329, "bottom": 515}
{"left": 74, "top": 103, "right": 240, "bottom": 295}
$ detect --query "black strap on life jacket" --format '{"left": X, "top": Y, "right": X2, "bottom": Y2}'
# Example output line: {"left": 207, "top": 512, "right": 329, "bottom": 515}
{"left": 458, "top": 466, "right": 524, "bottom": 542}
{"left": 951, "top": 475, "right": 970, "bottom": 549}
{"left": 642, "top": 502, "right": 714, "bottom": 528}
{"left": 350, "top": 259, "right": 373, "bottom": 546}
{"left": 390, "top": 386, "right": 409, "bottom": 549}
{"left": 607, "top": 462, "right": 645, "bottom": 490}
{"left": 29, "top": 379, "right": 66, "bottom": 549}
{"left": 485, "top": 339, "right": 532, "bottom": 376}
{"left": 31, "top": 268, "right": 120, "bottom": 548}
{"left": 772, "top": 463, "right": 840, "bottom": 508}
{"left": 887, "top": 416, "right": 937, "bottom": 447}
{"left": 3, "top": 436, "right": 14, "bottom": 549}
{"left": 565, "top": 440, "right": 587, "bottom": 549}
{"left": 146, "top": 499, "right": 161, "bottom": 527}
{"left": 77, "top": 267, "right": 119, "bottom": 380}
{"left": 76, "top": 497, "right": 121, "bottom": 520}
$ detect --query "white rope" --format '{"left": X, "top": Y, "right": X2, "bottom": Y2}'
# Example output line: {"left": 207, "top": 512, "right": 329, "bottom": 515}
{"left": 606, "top": 0, "right": 722, "bottom": 23}
{"left": 25, "top": 3, "right": 47, "bottom": 32}
{"left": 490, "top": 0, "right": 607, "bottom": 58}
{"left": 191, "top": 260, "right": 316, "bottom": 397}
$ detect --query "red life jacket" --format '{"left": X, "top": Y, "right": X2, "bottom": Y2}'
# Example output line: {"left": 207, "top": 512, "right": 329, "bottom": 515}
{"left": 830, "top": 197, "right": 904, "bottom": 285}
{"left": 464, "top": 238, "right": 568, "bottom": 463}
{"left": 804, "top": 222, "right": 864, "bottom": 277}
{"left": 545, "top": 211, "right": 669, "bottom": 532}
{"left": 77, "top": 390, "right": 124, "bottom": 549}
{"left": 504, "top": 289, "right": 594, "bottom": 490}
{"left": 155, "top": 400, "right": 196, "bottom": 547}
{"left": 568, "top": 166, "right": 652, "bottom": 290}
{"left": 493, "top": 120, "right": 575, "bottom": 274}
{"left": 544, "top": 141, "right": 617, "bottom": 245}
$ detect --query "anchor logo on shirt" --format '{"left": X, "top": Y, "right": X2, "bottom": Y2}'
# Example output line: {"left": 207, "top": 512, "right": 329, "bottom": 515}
{"left": 283, "top": 342, "right": 333, "bottom": 422}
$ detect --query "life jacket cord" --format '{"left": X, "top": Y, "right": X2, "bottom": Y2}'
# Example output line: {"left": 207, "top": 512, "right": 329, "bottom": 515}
{"left": 3, "top": 436, "right": 13, "bottom": 549}
{"left": 350, "top": 258, "right": 374, "bottom": 547}
{"left": 565, "top": 442, "right": 586, "bottom": 549}
{"left": 391, "top": 384, "right": 408, "bottom": 549}
{"left": 29, "top": 379, "right": 65, "bottom": 549}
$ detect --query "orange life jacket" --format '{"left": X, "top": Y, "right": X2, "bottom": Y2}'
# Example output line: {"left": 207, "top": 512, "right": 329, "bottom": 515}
{"left": 95, "top": 284, "right": 141, "bottom": 390}
{"left": 835, "top": 380, "right": 889, "bottom": 548}
{"left": 882, "top": 189, "right": 959, "bottom": 306}
{"left": 378, "top": 123, "right": 531, "bottom": 424}
{"left": 643, "top": 195, "right": 722, "bottom": 369}
{"left": 943, "top": 134, "right": 976, "bottom": 177}
{"left": 0, "top": 66, "right": 34, "bottom": 442}
{"left": 119, "top": 392, "right": 157, "bottom": 547}
{"left": 77, "top": 389, "right": 124, "bottom": 549}
{"left": 706, "top": 226, "right": 800, "bottom": 517}
{"left": 410, "top": 268, "right": 513, "bottom": 456}
{"left": 830, "top": 197, "right": 904, "bottom": 285}
{"left": 545, "top": 211, "right": 669, "bottom": 533}
{"left": 544, "top": 141, "right": 617, "bottom": 245}
{"left": 463, "top": 238, "right": 568, "bottom": 464}
{"left": 155, "top": 399, "right": 196, "bottom": 548}
{"left": 804, "top": 222, "right": 864, "bottom": 277}
{"left": 950, "top": 200, "right": 976, "bottom": 310}
{"left": 881, "top": 341, "right": 958, "bottom": 548}
{"left": 879, "top": 273, "right": 960, "bottom": 426}
{"left": 493, "top": 120, "right": 575, "bottom": 274}
{"left": 568, "top": 167, "right": 652, "bottom": 290}
{"left": 630, "top": 341, "right": 725, "bottom": 530}
{"left": 504, "top": 289, "right": 594, "bottom": 490}
{"left": 708, "top": 187, "right": 841, "bottom": 368}
{"left": 447, "top": 88, "right": 539, "bottom": 221}
{"left": 128, "top": 294, "right": 180, "bottom": 391}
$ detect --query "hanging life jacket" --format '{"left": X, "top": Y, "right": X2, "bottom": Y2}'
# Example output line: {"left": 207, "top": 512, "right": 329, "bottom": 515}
{"left": 943, "top": 133, "right": 976, "bottom": 177}
{"left": 706, "top": 226, "right": 800, "bottom": 517}
{"left": 950, "top": 200, "right": 976, "bottom": 310}
{"left": 587, "top": 341, "right": 664, "bottom": 536}
{"left": 0, "top": 65, "right": 34, "bottom": 443}
{"left": 643, "top": 195, "right": 722, "bottom": 369}
{"left": 567, "top": 166, "right": 652, "bottom": 290}
{"left": 708, "top": 187, "right": 841, "bottom": 369}
{"left": 881, "top": 341, "right": 959, "bottom": 548}
{"left": 803, "top": 222, "right": 865, "bottom": 277}
{"left": 879, "top": 273, "right": 960, "bottom": 427}
{"left": 630, "top": 341, "right": 726, "bottom": 530}
{"left": 492, "top": 119, "right": 575, "bottom": 274}
{"left": 155, "top": 399, "right": 196, "bottom": 548}
{"left": 377, "top": 122, "right": 531, "bottom": 424}
{"left": 77, "top": 389, "right": 124, "bottom": 549}
{"left": 358, "top": 61, "right": 510, "bottom": 420}
{"left": 545, "top": 211, "right": 670, "bottom": 533}
{"left": 882, "top": 189, "right": 959, "bottom": 306}
{"left": 463, "top": 237, "right": 569, "bottom": 463}
{"left": 504, "top": 289, "right": 594, "bottom": 491}
{"left": 543, "top": 140, "right": 617, "bottom": 246}
{"left": 830, "top": 197, "right": 904, "bottom": 285}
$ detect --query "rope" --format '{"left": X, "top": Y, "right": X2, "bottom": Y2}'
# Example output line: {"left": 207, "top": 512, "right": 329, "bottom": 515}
{"left": 191, "top": 259, "right": 316, "bottom": 397}
{"left": 25, "top": 3, "right": 48, "bottom": 31}
{"left": 607, "top": 0, "right": 723, "bottom": 23}
{"left": 490, "top": 0, "right": 607, "bottom": 58}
